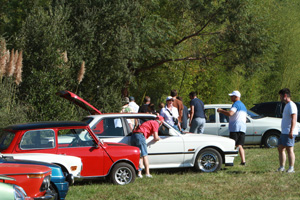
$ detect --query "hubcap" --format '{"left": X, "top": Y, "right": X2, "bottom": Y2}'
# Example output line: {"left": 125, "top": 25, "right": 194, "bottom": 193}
{"left": 115, "top": 167, "right": 132, "bottom": 185}
{"left": 267, "top": 135, "right": 279, "bottom": 148}
{"left": 199, "top": 152, "right": 219, "bottom": 172}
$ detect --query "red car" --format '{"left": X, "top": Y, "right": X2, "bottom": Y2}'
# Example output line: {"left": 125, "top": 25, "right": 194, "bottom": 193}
{"left": 0, "top": 121, "right": 140, "bottom": 185}
{"left": 0, "top": 163, "right": 53, "bottom": 199}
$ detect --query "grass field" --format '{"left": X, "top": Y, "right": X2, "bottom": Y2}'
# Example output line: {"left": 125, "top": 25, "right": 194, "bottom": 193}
{"left": 66, "top": 143, "right": 300, "bottom": 200}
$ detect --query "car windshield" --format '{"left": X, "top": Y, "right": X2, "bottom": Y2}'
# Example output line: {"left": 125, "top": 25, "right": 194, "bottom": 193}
{"left": 247, "top": 110, "right": 263, "bottom": 119}
{"left": 0, "top": 130, "right": 15, "bottom": 151}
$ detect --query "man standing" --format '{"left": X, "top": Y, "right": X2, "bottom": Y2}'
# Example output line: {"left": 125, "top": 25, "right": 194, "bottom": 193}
{"left": 277, "top": 88, "right": 298, "bottom": 173}
{"left": 189, "top": 91, "right": 205, "bottom": 134}
{"left": 129, "top": 96, "right": 139, "bottom": 113}
{"left": 171, "top": 89, "right": 183, "bottom": 126}
{"left": 138, "top": 96, "right": 151, "bottom": 113}
{"left": 217, "top": 90, "right": 247, "bottom": 165}
{"left": 131, "top": 116, "right": 164, "bottom": 178}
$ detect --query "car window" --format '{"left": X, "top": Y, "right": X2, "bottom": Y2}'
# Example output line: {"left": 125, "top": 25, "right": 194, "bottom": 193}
{"left": 92, "top": 118, "right": 125, "bottom": 137}
{"left": 257, "top": 103, "right": 277, "bottom": 117}
{"left": 205, "top": 109, "right": 216, "bottom": 123}
{"left": 158, "top": 124, "right": 170, "bottom": 136}
{"left": 0, "top": 131, "right": 15, "bottom": 150}
{"left": 20, "top": 129, "right": 55, "bottom": 149}
{"left": 58, "top": 128, "right": 94, "bottom": 148}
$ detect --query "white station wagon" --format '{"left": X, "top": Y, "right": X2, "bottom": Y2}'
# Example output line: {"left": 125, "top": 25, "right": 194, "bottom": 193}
{"left": 57, "top": 91, "right": 238, "bottom": 173}
{"left": 204, "top": 104, "right": 300, "bottom": 148}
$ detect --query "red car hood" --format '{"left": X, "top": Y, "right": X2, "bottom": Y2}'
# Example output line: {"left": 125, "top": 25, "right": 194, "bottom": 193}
{"left": 56, "top": 90, "right": 102, "bottom": 115}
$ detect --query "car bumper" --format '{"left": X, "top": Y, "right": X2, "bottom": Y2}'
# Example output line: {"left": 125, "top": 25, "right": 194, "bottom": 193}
{"left": 34, "top": 189, "right": 56, "bottom": 200}
{"left": 224, "top": 150, "right": 238, "bottom": 166}
{"left": 53, "top": 181, "right": 69, "bottom": 200}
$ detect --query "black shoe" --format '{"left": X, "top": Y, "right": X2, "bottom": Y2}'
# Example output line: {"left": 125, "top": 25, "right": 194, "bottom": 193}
{"left": 240, "top": 162, "right": 246, "bottom": 166}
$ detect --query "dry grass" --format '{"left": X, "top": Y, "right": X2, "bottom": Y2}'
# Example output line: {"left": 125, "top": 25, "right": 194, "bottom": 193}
{"left": 66, "top": 142, "right": 300, "bottom": 200}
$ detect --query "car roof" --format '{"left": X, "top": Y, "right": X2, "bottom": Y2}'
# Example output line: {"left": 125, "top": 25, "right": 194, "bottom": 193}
{"left": 205, "top": 104, "right": 232, "bottom": 108}
{"left": 84, "top": 113, "right": 157, "bottom": 118}
{"left": 5, "top": 121, "right": 88, "bottom": 131}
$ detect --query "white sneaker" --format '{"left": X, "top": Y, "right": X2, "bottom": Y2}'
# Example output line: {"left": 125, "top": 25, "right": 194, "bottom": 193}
{"left": 145, "top": 174, "right": 153, "bottom": 178}
{"left": 277, "top": 167, "right": 285, "bottom": 172}
{"left": 137, "top": 174, "right": 143, "bottom": 178}
{"left": 286, "top": 168, "right": 295, "bottom": 173}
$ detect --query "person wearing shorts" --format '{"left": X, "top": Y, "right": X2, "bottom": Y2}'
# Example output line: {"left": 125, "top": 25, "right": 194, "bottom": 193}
{"left": 131, "top": 116, "right": 164, "bottom": 178}
{"left": 217, "top": 90, "right": 247, "bottom": 165}
{"left": 277, "top": 88, "right": 298, "bottom": 173}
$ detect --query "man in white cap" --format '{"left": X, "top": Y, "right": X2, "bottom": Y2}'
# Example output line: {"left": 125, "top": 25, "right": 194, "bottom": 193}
{"left": 217, "top": 90, "right": 247, "bottom": 165}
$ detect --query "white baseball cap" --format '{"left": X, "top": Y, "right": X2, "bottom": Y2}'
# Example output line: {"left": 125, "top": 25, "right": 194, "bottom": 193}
{"left": 166, "top": 96, "right": 174, "bottom": 101}
{"left": 228, "top": 90, "right": 241, "bottom": 98}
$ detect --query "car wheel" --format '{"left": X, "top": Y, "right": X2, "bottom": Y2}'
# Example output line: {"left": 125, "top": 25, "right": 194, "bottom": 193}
{"left": 263, "top": 131, "right": 280, "bottom": 148}
{"left": 110, "top": 162, "right": 136, "bottom": 185}
{"left": 194, "top": 148, "right": 222, "bottom": 173}
{"left": 49, "top": 184, "right": 58, "bottom": 200}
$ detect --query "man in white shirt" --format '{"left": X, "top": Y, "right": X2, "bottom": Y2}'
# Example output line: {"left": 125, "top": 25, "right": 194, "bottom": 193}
{"left": 129, "top": 96, "right": 139, "bottom": 113}
{"left": 277, "top": 88, "right": 298, "bottom": 173}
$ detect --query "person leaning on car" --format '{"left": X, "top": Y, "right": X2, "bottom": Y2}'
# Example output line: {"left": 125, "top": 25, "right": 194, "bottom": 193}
{"left": 217, "top": 90, "right": 247, "bottom": 166}
{"left": 131, "top": 116, "right": 164, "bottom": 178}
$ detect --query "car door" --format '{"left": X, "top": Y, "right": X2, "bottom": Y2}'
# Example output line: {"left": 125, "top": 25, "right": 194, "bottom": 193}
{"left": 56, "top": 128, "right": 105, "bottom": 177}
{"left": 203, "top": 108, "right": 219, "bottom": 135}
{"left": 146, "top": 124, "right": 185, "bottom": 168}
{"left": 93, "top": 117, "right": 185, "bottom": 168}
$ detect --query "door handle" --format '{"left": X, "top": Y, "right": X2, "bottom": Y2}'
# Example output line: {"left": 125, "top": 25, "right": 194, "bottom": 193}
{"left": 220, "top": 124, "right": 226, "bottom": 127}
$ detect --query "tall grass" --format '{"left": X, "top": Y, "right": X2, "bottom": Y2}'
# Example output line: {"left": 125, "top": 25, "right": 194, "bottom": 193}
{"left": 66, "top": 143, "right": 300, "bottom": 200}
{"left": 0, "top": 38, "right": 28, "bottom": 127}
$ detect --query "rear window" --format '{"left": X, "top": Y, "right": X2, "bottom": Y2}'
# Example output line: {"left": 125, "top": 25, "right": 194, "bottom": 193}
{"left": 0, "top": 131, "right": 15, "bottom": 150}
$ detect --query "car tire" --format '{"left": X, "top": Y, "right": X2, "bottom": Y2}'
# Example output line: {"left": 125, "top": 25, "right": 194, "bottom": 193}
{"left": 194, "top": 148, "right": 222, "bottom": 173}
{"left": 263, "top": 131, "right": 280, "bottom": 148}
{"left": 110, "top": 162, "right": 136, "bottom": 185}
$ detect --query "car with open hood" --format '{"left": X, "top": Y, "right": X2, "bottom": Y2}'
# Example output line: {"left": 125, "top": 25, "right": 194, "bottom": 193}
{"left": 56, "top": 90, "right": 238, "bottom": 173}
{"left": 0, "top": 121, "right": 140, "bottom": 185}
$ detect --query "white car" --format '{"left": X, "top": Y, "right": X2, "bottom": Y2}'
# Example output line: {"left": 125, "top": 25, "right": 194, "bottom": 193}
{"left": 1, "top": 153, "right": 82, "bottom": 179}
{"left": 57, "top": 91, "right": 238, "bottom": 172}
{"left": 204, "top": 104, "right": 300, "bottom": 148}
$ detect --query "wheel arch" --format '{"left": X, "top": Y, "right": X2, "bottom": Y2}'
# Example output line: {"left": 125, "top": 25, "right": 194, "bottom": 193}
{"left": 193, "top": 146, "right": 225, "bottom": 166}
{"left": 107, "top": 159, "right": 137, "bottom": 176}
{"left": 53, "top": 163, "right": 69, "bottom": 175}
{"left": 261, "top": 129, "right": 281, "bottom": 142}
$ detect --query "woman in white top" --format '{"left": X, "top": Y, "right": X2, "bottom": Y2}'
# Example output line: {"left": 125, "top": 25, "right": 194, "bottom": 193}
{"left": 160, "top": 96, "right": 181, "bottom": 131}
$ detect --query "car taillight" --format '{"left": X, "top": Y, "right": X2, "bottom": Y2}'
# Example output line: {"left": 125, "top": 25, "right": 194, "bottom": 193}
{"left": 40, "top": 175, "right": 51, "bottom": 192}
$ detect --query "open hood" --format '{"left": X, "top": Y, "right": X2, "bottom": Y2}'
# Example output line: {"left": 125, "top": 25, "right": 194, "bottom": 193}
{"left": 56, "top": 90, "right": 102, "bottom": 115}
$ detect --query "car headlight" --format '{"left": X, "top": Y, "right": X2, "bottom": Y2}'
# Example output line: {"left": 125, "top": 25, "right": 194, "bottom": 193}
{"left": 40, "top": 175, "right": 51, "bottom": 192}
{"left": 13, "top": 184, "right": 27, "bottom": 200}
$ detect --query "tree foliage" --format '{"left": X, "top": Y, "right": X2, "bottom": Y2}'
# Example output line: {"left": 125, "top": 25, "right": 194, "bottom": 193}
{"left": 0, "top": 0, "right": 300, "bottom": 123}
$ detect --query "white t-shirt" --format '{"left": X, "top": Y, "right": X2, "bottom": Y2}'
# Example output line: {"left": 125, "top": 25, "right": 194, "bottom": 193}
{"left": 129, "top": 102, "right": 139, "bottom": 113}
{"left": 281, "top": 101, "right": 298, "bottom": 135}
{"left": 160, "top": 106, "right": 179, "bottom": 126}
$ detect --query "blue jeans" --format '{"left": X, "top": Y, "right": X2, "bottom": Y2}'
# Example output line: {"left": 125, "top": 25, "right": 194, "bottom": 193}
{"left": 190, "top": 117, "right": 205, "bottom": 134}
{"left": 131, "top": 133, "right": 148, "bottom": 157}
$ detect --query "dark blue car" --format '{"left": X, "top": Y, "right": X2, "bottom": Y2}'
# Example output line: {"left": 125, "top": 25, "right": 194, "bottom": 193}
{"left": 0, "top": 155, "right": 73, "bottom": 200}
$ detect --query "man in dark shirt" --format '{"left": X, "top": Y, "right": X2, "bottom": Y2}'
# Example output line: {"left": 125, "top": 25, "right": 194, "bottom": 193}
{"left": 189, "top": 91, "right": 205, "bottom": 134}
{"left": 177, "top": 96, "right": 188, "bottom": 132}
{"left": 138, "top": 96, "right": 151, "bottom": 113}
